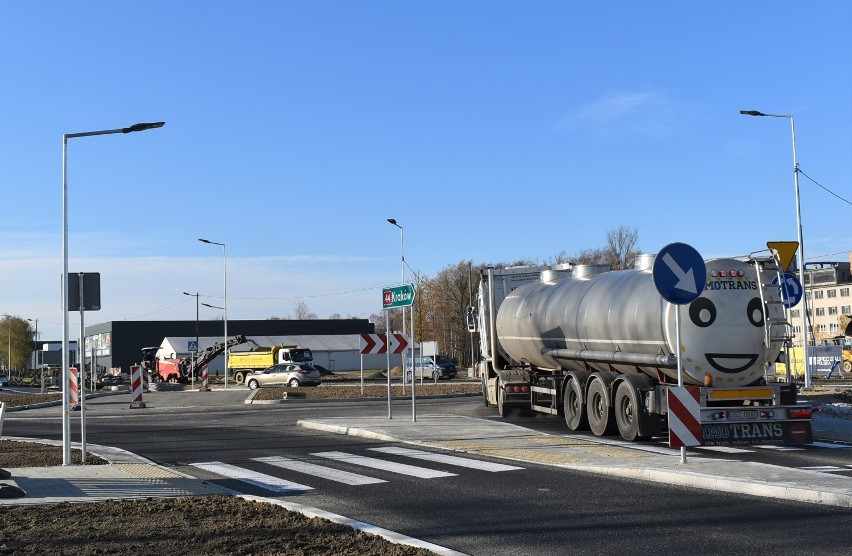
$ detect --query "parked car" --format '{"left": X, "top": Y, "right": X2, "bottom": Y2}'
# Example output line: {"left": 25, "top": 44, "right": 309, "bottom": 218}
{"left": 0, "top": 374, "right": 8, "bottom": 389}
{"left": 409, "top": 355, "right": 458, "bottom": 380}
{"left": 98, "top": 374, "right": 123, "bottom": 388}
{"left": 245, "top": 363, "right": 322, "bottom": 389}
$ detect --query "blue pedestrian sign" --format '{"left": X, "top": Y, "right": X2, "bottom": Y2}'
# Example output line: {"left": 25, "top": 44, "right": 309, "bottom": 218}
{"left": 653, "top": 243, "right": 707, "bottom": 305}
{"left": 188, "top": 340, "right": 199, "bottom": 353}
{"left": 772, "top": 273, "right": 804, "bottom": 309}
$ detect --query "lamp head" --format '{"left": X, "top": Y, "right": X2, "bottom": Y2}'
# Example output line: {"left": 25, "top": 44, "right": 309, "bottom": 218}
{"left": 123, "top": 122, "right": 165, "bottom": 133}
{"left": 739, "top": 110, "right": 765, "bottom": 117}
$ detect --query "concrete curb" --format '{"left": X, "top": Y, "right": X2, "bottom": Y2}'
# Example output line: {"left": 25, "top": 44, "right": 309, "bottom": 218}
{"left": 240, "top": 495, "right": 470, "bottom": 556}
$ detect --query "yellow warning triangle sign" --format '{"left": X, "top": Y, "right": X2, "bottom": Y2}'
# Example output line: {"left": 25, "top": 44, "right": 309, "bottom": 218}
{"left": 767, "top": 241, "right": 799, "bottom": 272}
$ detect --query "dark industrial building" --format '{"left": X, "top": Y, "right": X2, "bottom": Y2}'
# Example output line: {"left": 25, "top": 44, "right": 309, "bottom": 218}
{"left": 84, "top": 319, "right": 375, "bottom": 373}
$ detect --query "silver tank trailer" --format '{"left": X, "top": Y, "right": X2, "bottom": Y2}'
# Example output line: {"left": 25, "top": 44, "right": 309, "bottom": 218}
{"left": 495, "top": 257, "right": 784, "bottom": 387}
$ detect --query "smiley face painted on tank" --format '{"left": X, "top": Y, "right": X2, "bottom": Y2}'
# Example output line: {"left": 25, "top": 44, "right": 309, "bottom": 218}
{"left": 686, "top": 267, "right": 764, "bottom": 374}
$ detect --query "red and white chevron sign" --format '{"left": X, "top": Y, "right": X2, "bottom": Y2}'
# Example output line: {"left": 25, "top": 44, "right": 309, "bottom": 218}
{"left": 667, "top": 386, "right": 702, "bottom": 447}
{"left": 359, "top": 333, "right": 409, "bottom": 354}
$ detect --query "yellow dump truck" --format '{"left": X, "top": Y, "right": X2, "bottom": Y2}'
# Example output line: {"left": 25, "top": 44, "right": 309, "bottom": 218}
{"left": 228, "top": 345, "right": 313, "bottom": 384}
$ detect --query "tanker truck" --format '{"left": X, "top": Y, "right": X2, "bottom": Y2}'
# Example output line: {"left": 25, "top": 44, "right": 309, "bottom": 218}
{"left": 470, "top": 252, "right": 813, "bottom": 446}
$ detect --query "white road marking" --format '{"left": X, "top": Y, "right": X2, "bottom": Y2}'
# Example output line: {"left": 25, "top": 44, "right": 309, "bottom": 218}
{"left": 190, "top": 461, "right": 313, "bottom": 493}
{"left": 312, "top": 451, "right": 456, "bottom": 478}
{"left": 799, "top": 466, "right": 849, "bottom": 473}
{"left": 811, "top": 441, "right": 851, "bottom": 449}
{"left": 695, "top": 446, "right": 754, "bottom": 454}
{"left": 753, "top": 445, "right": 805, "bottom": 451}
{"left": 253, "top": 456, "right": 386, "bottom": 485}
{"left": 370, "top": 447, "right": 524, "bottom": 472}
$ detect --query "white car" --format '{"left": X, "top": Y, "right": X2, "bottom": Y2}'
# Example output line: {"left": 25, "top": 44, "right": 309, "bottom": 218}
{"left": 245, "top": 364, "right": 322, "bottom": 389}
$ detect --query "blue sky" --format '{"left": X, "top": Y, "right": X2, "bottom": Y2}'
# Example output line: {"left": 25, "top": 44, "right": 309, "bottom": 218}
{"left": 2, "top": 1, "right": 850, "bottom": 341}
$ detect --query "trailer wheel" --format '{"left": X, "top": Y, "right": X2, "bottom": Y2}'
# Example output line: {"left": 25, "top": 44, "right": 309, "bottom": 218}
{"left": 497, "top": 387, "right": 509, "bottom": 417}
{"left": 614, "top": 381, "right": 648, "bottom": 441}
{"left": 586, "top": 377, "right": 616, "bottom": 436}
{"left": 563, "top": 378, "right": 588, "bottom": 431}
{"left": 234, "top": 371, "right": 246, "bottom": 384}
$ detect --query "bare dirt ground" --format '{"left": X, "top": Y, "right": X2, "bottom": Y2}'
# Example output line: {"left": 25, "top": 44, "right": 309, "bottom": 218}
{"left": 0, "top": 378, "right": 479, "bottom": 555}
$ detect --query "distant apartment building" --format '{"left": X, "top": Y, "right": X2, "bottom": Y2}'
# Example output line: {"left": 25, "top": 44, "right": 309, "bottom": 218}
{"left": 788, "top": 254, "right": 852, "bottom": 346}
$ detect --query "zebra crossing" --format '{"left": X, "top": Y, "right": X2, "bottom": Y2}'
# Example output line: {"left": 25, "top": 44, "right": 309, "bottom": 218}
{"left": 190, "top": 447, "right": 524, "bottom": 493}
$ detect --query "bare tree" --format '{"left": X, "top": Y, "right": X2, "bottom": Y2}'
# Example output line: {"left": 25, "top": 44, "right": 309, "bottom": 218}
{"left": 606, "top": 225, "right": 640, "bottom": 270}
{"left": 292, "top": 301, "right": 318, "bottom": 320}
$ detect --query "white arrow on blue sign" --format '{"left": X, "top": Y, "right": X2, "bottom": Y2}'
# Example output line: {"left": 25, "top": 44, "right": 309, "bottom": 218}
{"left": 652, "top": 242, "right": 706, "bottom": 305}
{"left": 772, "top": 273, "right": 804, "bottom": 309}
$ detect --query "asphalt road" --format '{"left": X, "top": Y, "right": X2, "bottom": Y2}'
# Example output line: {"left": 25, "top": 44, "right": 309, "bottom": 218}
{"left": 5, "top": 392, "right": 852, "bottom": 555}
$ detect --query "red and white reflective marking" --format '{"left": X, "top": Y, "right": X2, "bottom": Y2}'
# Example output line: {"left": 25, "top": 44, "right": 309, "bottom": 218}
{"left": 129, "top": 365, "right": 146, "bottom": 409}
{"left": 667, "top": 386, "right": 702, "bottom": 447}
{"left": 359, "top": 333, "right": 410, "bottom": 354}
{"left": 68, "top": 367, "right": 79, "bottom": 408}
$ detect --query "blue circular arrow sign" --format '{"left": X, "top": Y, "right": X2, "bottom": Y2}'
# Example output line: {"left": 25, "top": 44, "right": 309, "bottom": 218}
{"left": 772, "top": 273, "right": 804, "bottom": 309}
{"left": 652, "top": 242, "right": 707, "bottom": 305}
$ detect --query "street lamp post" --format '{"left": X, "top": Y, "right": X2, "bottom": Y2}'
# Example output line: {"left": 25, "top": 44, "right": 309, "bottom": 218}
{"left": 387, "top": 219, "right": 407, "bottom": 381}
{"left": 62, "top": 121, "right": 164, "bottom": 465}
{"left": 183, "top": 292, "right": 200, "bottom": 388}
{"left": 199, "top": 237, "right": 228, "bottom": 388}
{"left": 740, "top": 110, "right": 811, "bottom": 389}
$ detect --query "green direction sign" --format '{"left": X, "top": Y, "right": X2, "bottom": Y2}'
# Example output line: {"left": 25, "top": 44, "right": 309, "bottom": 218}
{"left": 383, "top": 284, "right": 415, "bottom": 309}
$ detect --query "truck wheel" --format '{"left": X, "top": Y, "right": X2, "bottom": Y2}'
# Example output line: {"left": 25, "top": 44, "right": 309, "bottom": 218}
{"left": 614, "top": 381, "right": 648, "bottom": 441}
{"left": 234, "top": 371, "right": 246, "bottom": 384}
{"left": 247, "top": 379, "right": 259, "bottom": 390}
{"left": 482, "top": 375, "right": 490, "bottom": 407}
{"left": 563, "top": 378, "right": 588, "bottom": 431}
{"left": 497, "top": 388, "right": 509, "bottom": 417}
{"left": 586, "top": 377, "right": 616, "bottom": 436}
{"left": 844, "top": 360, "right": 852, "bottom": 374}
{"left": 288, "top": 378, "right": 300, "bottom": 388}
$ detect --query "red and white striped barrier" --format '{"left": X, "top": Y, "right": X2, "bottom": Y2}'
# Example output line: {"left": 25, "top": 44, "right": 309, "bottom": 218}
{"left": 69, "top": 367, "right": 80, "bottom": 410}
{"left": 129, "top": 365, "right": 147, "bottom": 409}
{"left": 667, "top": 386, "right": 702, "bottom": 447}
{"left": 200, "top": 364, "right": 211, "bottom": 392}
{"left": 139, "top": 365, "right": 150, "bottom": 393}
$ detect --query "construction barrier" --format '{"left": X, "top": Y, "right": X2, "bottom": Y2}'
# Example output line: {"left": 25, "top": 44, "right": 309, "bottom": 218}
{"left": 129, "top": 365, "right": 146, "bottom": 409}
{"left": 133, "top": 365, "right": 150, "bottom": 393}
{"left": 200, "top": 364, "right": 211, "bottom": 392}
{"left": 0, "top": 401, "right": 6, "bottom": 439}
{"left": 69, "top": 367, "right": 80, "bottom": 411}
{"left": 667, "top": 386, "right": 702, "bottom": 448}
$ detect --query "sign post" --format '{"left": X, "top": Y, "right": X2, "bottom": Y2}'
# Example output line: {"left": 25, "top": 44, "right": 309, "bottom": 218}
{"left": 652, "top": 242, "right": 706, "bottom": 463}
{"left": 382, "top": 284, "right": 416, "bottom": 420}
